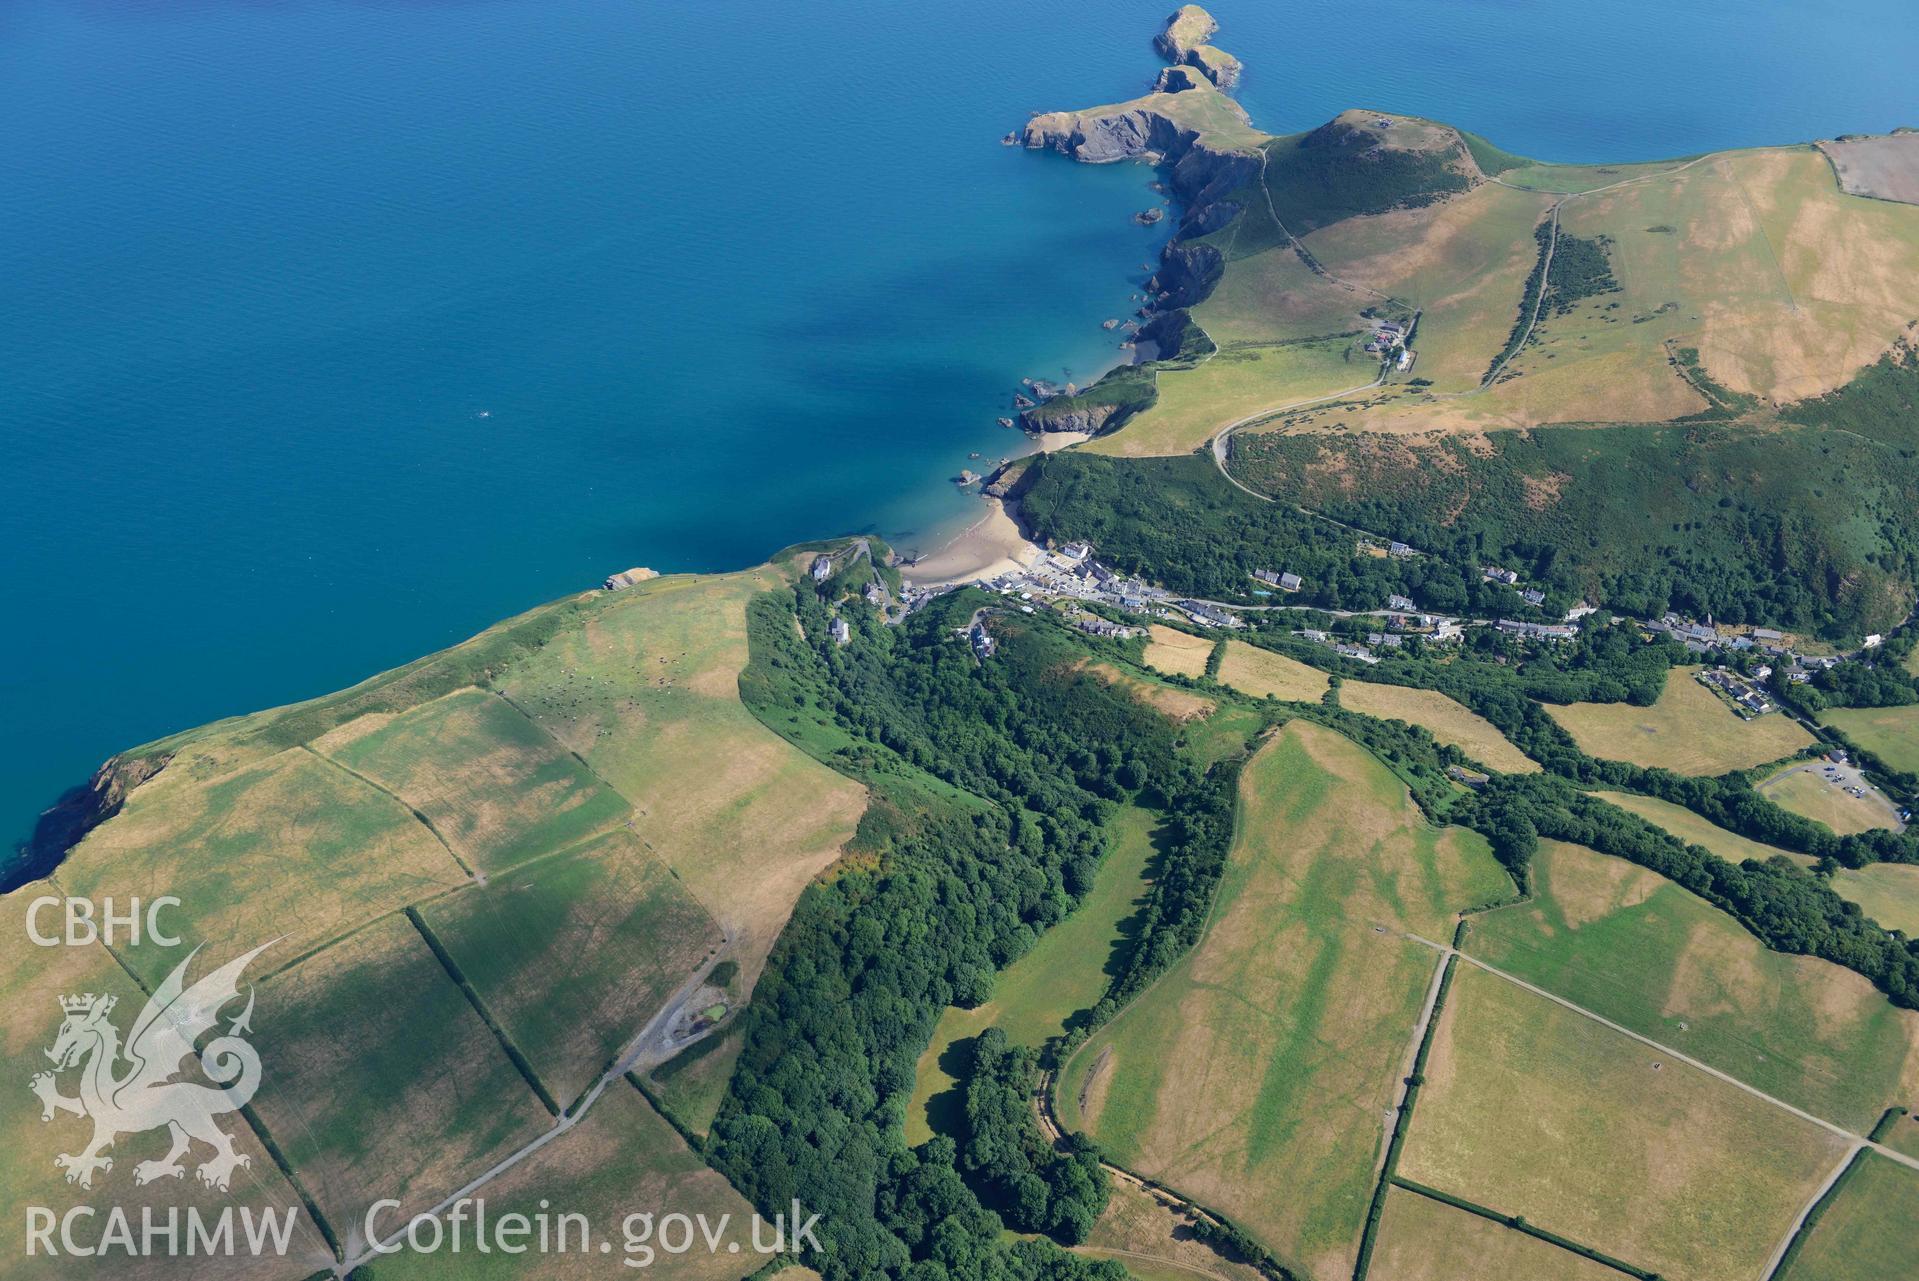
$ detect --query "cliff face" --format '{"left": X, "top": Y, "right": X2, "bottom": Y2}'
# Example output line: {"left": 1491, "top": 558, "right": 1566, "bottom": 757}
{"left": 1021, "top": 100, "right": 1200, "bottom": 164}
{"left": 1012, "top": 6, "right": 1258, "bottom": 439}
{"left": 9, "top": 750, "right": 169, "bottom": 891}
{"left": 1154, "top": 5, "right": 1219, "bottom": 62}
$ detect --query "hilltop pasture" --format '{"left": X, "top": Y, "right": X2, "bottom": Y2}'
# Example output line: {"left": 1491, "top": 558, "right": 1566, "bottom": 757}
{"left": 1464, "top": 841, "right": 1919, "bottom": 1130}
{"left": 371, "top": 1083, "right": 757, "bottom": 1281}
{"left": 1058, "top": 722, "right": 1511, "bottom": 1280}
{"left": 314, "top": 685, "right": 630, "bottom": 875}
{"left": 419, "top": 827, "right": 724, "bottom": 1109}
{"left": 1400, "top": 963, "right": 1847, "bottom": 1281}
{"left": 251, "top": 913, "right": 555, "bottom": 1257}
{"left": 1546, "top": 667, "right": 1813, "bottom": 774}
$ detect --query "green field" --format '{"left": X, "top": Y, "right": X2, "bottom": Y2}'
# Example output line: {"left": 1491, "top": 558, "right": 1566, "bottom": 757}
{"left": 371, "top": 1082, "right": 757, "bottom": 1281}
{"left": 1464, "top": 841, "right": 1919, "bottom": 1131}
{"left": 1591, "top": 789, "right": 1811, "bottom": 866}
{"left": 1400, "top": 963, "right": 1848, "bottom": 1281}
{"left": 252, "top": 914, "right": 555, "bottom": 1256}
{"left": 1367, "top": 1187, "right": 1623, "bottom": 1281}
{"left": 1546, "top": 668, "right": 1813, "bottom": 775}
{"left": 1756, "top": 763, "right": 1902, "bottom": 836}
{"left": 647, "top": 1020, "right": 747, "bottom": 1140}
{"left": 906, "top": 804, "right": 1163, "bottom": 1144}
{"left": 1828, "top": 862, "right": 1919, "bottom": 935}
{"left": 1058, "top": 722, "right": 1511, "bottom": 1280}
{"left": 1819, "top": 703, "right": 1919, "bottom": 775}
{"left": 1777, "top": 1153, "right": 1919, "bottom": 1281}
{"left": 318, "top": 685, "right": 631, "bottom": 875}
{"left": 420, "top": 827, "right": 724, "bottom": 1108}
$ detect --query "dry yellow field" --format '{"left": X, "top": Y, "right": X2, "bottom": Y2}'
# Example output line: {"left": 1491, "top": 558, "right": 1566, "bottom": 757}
{"left": 1141, "top": 624, "right": 1217, "bottom": 678}
{"left": 1340, "top": 681, "right": 1537, "bottom": 772}
{"left": 251, "top": 914, "right": 555, "bottom": 1257}
{"left": 1083, "top": 660, "right": 1217, "bottom": 723}
{"left": 1546, "top": 668, "right": 1813, "bottom": 774}
{"left": 497, "top": 570, "right": 865, "bottom": 993}
{"left": 1401, "top": 964, "right": 1848, "bottom": 1281}
{"left": 1367, "top": 1187, "right": 1623, "bottom": 1281}
{"left": 1214, "top": 640, "right": 1330, "bottom": 702}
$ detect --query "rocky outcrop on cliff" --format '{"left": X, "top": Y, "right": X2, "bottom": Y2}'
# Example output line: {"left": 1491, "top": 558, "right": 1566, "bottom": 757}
{"left": 1021, "top": 102, "right": 1203, "bottom": 164}
{"left": 12, "top": 750, "right": 169, "bottom": 890}
{"left": 1154, "top": 5, "right": 1218, "bottom": 61}
{"left": 1011, "top": 7, "right": 1262, "bottom": 440}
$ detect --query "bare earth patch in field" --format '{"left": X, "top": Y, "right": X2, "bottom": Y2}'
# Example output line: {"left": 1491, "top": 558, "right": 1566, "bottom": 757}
{"left": 1339, "top": 681, "right": 1537, "bottom": 773}
{"left": 1819, "top": 134, "right": 1919, "bottom": 204}
{"left": 1402, "top": 964, "right": 1848, "bottom": 1281}
{"left": 1213, "top": 641, "right": 1329, "bottom": 702}
{"left": 1141, "top": 625, "right": 1216, "bottom": 679}
{"left": 1060, "top": 723, "right": 1510, "bottom": 1279}
{"left": 1546, "top": 668, "right": 1812, "bottom": 774}
{"left": 1367, "top": 1186, "right": 1622, "bottom": 1281}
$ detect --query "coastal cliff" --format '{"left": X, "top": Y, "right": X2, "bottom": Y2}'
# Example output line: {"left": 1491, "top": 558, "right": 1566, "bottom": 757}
{"left": 1014, "top": 7, "right": 1257, "bottom": 436}
{"left": 10, "top": 749, "right": 169, "bottom": 890}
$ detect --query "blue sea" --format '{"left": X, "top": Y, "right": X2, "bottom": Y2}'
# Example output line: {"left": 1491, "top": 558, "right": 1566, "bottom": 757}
{"left": 4, "top": 0, "right": 1916, "bottom": 852}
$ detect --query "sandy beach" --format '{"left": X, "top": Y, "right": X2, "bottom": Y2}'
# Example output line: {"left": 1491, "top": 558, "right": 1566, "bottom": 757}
{"left": 901, "top": 496, "right": 1041, "bottom": 587}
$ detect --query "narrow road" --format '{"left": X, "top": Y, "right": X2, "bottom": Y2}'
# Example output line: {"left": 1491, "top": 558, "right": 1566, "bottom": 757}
{"left": 1397, "top": 929, "right": 1919, "bottom": 1176}
{"left": 1759, "top": 1144, "right": 1862, "bottom": 1281}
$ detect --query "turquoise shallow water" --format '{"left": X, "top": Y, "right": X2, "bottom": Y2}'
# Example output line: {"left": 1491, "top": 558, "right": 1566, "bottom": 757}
{"left": 4, "top": 0, "right": 1917, "bottom": 852}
